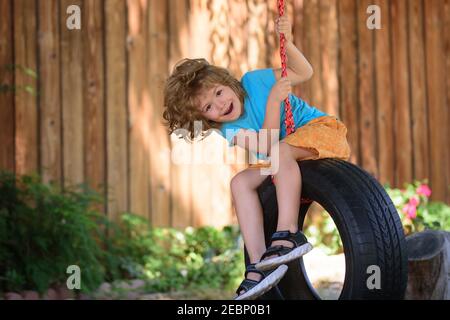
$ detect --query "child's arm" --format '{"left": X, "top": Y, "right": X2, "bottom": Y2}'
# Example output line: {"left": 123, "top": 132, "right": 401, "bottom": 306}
{"left": 273, "top": 16, "right": 313, "bottom": 86}
{"left": 232, "top": 77, "right": 291, "bottom": 156}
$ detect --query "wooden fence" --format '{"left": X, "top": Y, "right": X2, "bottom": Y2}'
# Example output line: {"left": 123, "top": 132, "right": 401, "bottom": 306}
{"left": 0, "top": 0, "right": 449, "bottom": 228}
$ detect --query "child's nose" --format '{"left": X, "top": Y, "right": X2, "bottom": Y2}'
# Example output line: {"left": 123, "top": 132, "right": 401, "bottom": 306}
{"left": 214, "top": 101, "right": 226, "bottom": 111}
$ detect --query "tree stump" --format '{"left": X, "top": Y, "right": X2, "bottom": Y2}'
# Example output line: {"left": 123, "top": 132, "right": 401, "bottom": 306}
{"left": 405, "top": 230, "right": 450, "bottom": 300}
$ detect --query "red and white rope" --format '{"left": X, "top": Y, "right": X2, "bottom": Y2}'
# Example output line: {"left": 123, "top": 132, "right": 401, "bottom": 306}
{"left": 278, "top": 0, "right": 295, "bottom": 135}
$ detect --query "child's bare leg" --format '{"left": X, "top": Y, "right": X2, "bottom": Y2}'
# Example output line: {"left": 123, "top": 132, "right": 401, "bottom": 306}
{"left": 231, "top": 168, "right": 269, "bottom": 283}
{"left": 270, "top": 142, "right": 315, "bottom": 249}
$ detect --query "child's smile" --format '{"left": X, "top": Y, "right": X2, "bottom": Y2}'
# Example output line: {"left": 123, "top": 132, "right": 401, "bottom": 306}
{"left": 196, "top": 85, "right": 242, "bottom": 123}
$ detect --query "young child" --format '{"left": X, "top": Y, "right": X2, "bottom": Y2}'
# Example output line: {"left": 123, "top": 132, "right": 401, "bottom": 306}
{"left": 163, "top": 16, "right": 351, "bottom": 300}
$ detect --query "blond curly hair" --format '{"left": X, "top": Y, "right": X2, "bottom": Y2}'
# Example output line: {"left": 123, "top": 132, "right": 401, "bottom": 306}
{"left": 163, "top": 58, "right": 246, "bottom": 141}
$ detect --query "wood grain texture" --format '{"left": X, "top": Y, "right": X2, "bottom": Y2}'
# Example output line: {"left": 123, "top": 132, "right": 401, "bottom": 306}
{"left": 444, "top": 0, "right": 450, "bottom": 203}
{"left": 304, "top": 0, "right": 323, "bottom": 109}
{"left": 105, "top": 0, "right": 128, "bottom": 221}
{"left": 61, "top": 0, "right": 84, "bottom": 187}
{"left": 338, "top": 0, "right": 359, "bottom": 165}
{"left": 83, "top": 0, "right": 105, "bottom": 211}
{"left": 391, "top": 0, "right": 412, "bottom": 187}
{"left": 0, "top": 0, "right": 15, "bottom": 172}
{"left": 357, "top": 0, "right": 378, "bottom": 178}
{"left": 424, "top": 0, "right": 448, "bottom": 202}
{"left": 168, "top": 0, "right": 192, "bottom": 228}
{"left": 149, "top": 0, "right": 171, "bottom": 227}
{"left": 38, "top": 0, "right": 62, "bottom": 184}
{"left": 13, "top": 0, "right": 38, "bottom": 175}
{"left": 408, "top": 0, "right": 429, "bottom": 183}
{"left": 127, "top": 0, "right": 151, "bottom": 219}
{"left": 374, "top": 0, "right": 395, "bottom": 187}
{"left": 319, "top": 0, "right": 339, "bottom": 117}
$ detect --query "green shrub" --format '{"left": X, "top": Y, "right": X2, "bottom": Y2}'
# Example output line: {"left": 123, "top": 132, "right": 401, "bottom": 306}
{"left": 0, "top": 171, "right": 246, "bottom": 295}
{"left": 0, "top": 171, "right": 105, "bottom": 293}
{"left": 103, "top": 214, "right": 244, "bottom": 292}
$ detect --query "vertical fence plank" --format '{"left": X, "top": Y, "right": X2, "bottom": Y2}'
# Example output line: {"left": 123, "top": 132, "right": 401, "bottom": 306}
{"left": 293, "top": 0, "right": 310, "bottom": 101}
{"left": 61, "top": 0, "right": 84, "bottom": 187}
{"left": 305, "top": 0, "right": 323, "bottom": 108}
{"left": 373, "top": 0, "right": 394, "bottom": 187}
{"left": 210, "top": 0, "right": 231, "bottom": 67}
{"left": 227, "top": 0, "right": 248, "bottom": 225}
{"left": 391, "top": 0, "right": 412, "bottom": 187}
{"left": 13, "top": 0, "right": 38, "bottom": 175}
{"left": 444, "top": 0, "right": 450, "bottom": 204}
{"left": 189, "top": 0, "right": 212, "bottom": 227}
{"left": 229, "top": 0, "right": 248, "bottom": 77}
{"left": 338, "top": 0, "right": 359, "bottom": 164}
{"left": 149, "top": 0, "right": 171, "bottom": 227}
{"left": 0, "top": 0, "right": 15, "bottom": 172}
{"left": 105, "top": 0, "right": 128, "bottom": 221}
{"left": 357, "top": 0, "right": 378, "bottom": 178}
{"left": 201, "top": 0, "right": 234, "bottom": 227}
{"left": 408, "top": 0, "right": 429, "bottom": 183}
{"left": 169, "top": 0, "right": 192, "bottom": 228}
{"left": 247, "top": 0, "right": 268, "bottom": 70}
{"left": 319, "top": 0, "right": 339, "bottom": 117}
{"left": 38, "top": 0, "right": 62, "bottom": 184}
{"left": 127, "top": 0, "right": 151, "bottom": 219}
{"left": 227, "top": 0, "right": 248, "bottom": 220}
{"left": 84, "top": 0, "right": 105, "bottom": 210}
{"left": 424, "top": 0, "right": 448, "bottom": 202}
{"left": 265, "top": 0, "right": 278, "bottom": 69}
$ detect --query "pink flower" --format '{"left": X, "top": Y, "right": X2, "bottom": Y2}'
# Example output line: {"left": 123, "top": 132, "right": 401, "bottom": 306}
{"left": 416, "top": 184, "right": 431, "bottom": 197}
{"left": 408, "top": 196, "right": 420, "bottom": 206}
{"left": 402, "top": 203, "right": 417, "bottom": 219}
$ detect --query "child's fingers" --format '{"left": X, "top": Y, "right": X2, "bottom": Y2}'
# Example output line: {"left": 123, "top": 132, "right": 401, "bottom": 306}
{"left": 279, "top": 77, "right": 291, "bottom": 85}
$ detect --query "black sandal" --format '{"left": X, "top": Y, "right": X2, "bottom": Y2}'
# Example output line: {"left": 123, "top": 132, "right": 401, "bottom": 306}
{"left": 255, "top": 230, "right": 313, "bottom": 271}
{"left": 234, "top": 263, "right": 288, "bottom": 300}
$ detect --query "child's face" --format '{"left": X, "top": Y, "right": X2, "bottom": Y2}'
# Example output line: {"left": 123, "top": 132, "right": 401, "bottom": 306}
{"left": 196, "top": 85, "right": 242, "bottom": 123}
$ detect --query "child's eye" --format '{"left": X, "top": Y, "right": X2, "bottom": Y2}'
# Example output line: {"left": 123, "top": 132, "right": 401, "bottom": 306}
{"left": 205, "top": 105, "right": 211, "bottom": 112}
{"left": 216, "top": 90, "right": 222, "bottom": 96}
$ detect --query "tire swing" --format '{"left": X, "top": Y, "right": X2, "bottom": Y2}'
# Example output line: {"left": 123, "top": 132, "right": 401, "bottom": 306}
{"left": 251, "top": 159, "right": 408, "bottom": 299}
{"left": 243, "top": 0, "right": 408, "bottom": 300}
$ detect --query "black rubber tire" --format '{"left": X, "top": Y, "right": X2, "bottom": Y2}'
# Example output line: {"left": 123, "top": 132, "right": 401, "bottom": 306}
{"left": 245, "top": 159, "right": 408, "bottom": 300}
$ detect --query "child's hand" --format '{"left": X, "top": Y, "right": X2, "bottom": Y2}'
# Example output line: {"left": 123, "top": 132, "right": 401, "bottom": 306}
{"left": 275, "top": 16, "right": 293, "bottom": 43}
{"left": 268, "top": 78, "right": 292, "bottom": 104}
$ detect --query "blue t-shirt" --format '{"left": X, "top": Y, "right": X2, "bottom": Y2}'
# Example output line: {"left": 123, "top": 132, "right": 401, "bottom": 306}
{"left": 219, "top": 68, "right": 327, "bottom": 146}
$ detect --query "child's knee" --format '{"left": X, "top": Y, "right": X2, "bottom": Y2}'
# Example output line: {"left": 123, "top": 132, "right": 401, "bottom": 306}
{"left": 276, "top": 142, "right": 294, "bottom": 162}
{"left": 230, "top": 169, "right": 261, "bottom": 194}
{"left": 230, "top": 171, "right": 248, "bottom": 195}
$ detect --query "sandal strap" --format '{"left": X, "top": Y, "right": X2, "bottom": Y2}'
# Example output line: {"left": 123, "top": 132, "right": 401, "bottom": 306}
{"left": 260, "top": 245, "right": 292, "bottom": 261}
{"left": 236, "top": 278, "right": 259, "bottom": 295}
{"left": 245, "top": 263, "right": 266, "bottom": 278}
{"left": 270, "top": 230, "right": 308, "bottom": 247}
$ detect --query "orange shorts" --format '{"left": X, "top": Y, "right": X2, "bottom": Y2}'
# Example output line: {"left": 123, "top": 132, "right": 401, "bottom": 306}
{"left": 248, "top": 115, "right": 351, "bottom": 168}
